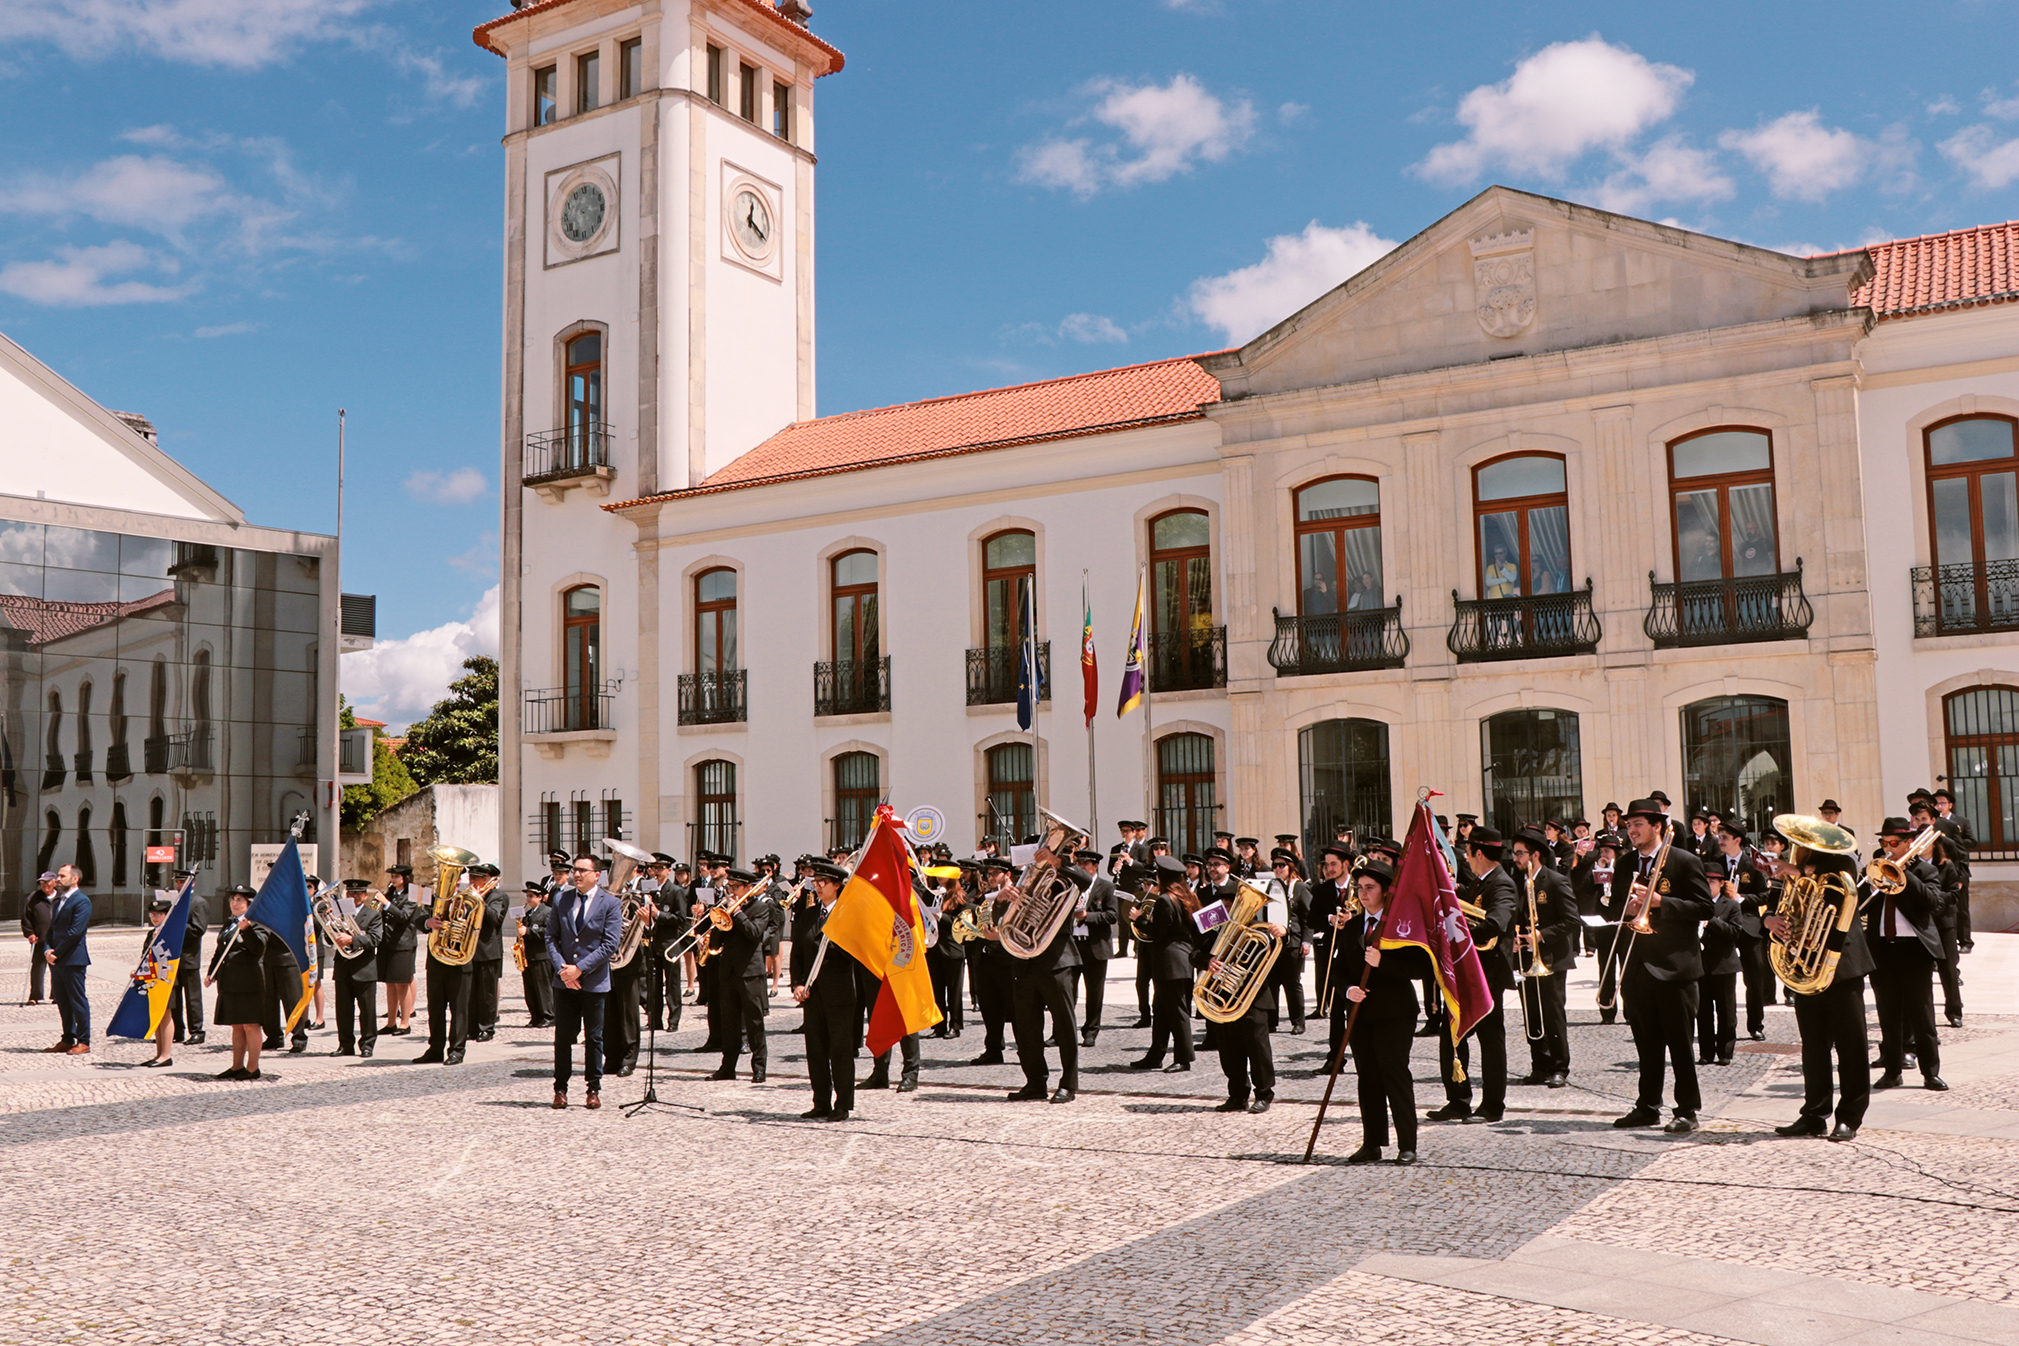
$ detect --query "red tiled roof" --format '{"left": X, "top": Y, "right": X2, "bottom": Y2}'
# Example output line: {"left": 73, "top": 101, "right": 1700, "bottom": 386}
{"left": 1850, "top": 220, "right": 2019, "bottom": 320}
{"left": 474, "top": 0, "right": 844, "bottom": 75}
{"left": 0, "top": 589, "right": 177, "bottom": 648}
{"left": 606, "top": 354, "right": 1227, "bottom": 508}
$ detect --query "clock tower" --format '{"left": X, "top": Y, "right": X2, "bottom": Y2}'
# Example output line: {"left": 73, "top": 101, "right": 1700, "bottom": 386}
{"left": 474, "top": 0, "right": 843, "bottom": 880}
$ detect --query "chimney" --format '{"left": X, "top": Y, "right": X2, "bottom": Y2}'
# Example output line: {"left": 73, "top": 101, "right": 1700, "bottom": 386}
{"left": 110, "top": 410, "right": 157, "bottom": 444}
{"left": 778, "top": 0, "right": 813, "bottom": 26}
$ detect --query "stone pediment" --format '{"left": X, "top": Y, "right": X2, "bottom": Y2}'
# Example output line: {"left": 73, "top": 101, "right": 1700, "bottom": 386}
{"left": 1201, "top": 186, "right": 1873, "bottom": 402}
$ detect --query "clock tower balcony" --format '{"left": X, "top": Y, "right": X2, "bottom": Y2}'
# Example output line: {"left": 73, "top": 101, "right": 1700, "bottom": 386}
{"left": 523, "top": 421, "right": 616, "bottom": 502}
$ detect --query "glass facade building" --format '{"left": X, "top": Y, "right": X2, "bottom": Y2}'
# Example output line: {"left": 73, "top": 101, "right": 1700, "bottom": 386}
{"left": 0, "top": 520, "right": 324, "bottom": 921}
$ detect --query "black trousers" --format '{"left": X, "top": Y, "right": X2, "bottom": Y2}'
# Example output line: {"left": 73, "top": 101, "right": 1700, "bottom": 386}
{"left": 469, "top": 957, "right": 502, "bottom": 1032}
{"left": 1956, "top": 879, "right": 1972, "bottom": 945}
{"left": 970, "top": 955, "right": 1013, "bottom": 1055}
{"left": 1870, "top": 940, "right": 1941, "bottom": 1077}
{"left": 1216, "top": 1003, "right": 1275, "bottom": 1103}
{"left": 523, "top": 959, "right": 555, "bottom": 1024}
{"left": 1934, "top": 919, "right": 1963, "bottom": 1020}
{"left": 1012, "top": 966, "right": 1078, "bottom": 1091}
{"left": 1622, "top": 967, "right": 1701, "bottom": 1114}
{"left": 1076, "top": 955, "right": 1108, "bottom": 1031}
{"left": 1740, "top": 939, "right": 1773, "bottom": 1035}
{"left": 171, "top": 949, "right": 203, "bottom": 1039}
{"left": 1696, "top": 972, "right": 1737, "bottom": 1060}
{"left": 804, "top": 1000, "right": 856, "bottom": 1114}
{"left": 334, "top": 965, "right": 378, "bottom": 1053}
{"left": 645, "top": 950, "right": 681, "bottom": 1030}
{"left": 928, "top": 953, "right": 965, "bottom": 1031}
{"left": 26, "top": 939, "right": 46, "bottom": 1001}
{"left": 1795, "top": 976, "right": 1869, "bottom": 1128}
{"left": 869, "top": 1030, "right": 920, "bottom": 1083}
{"left": 715, "top": 966, "right": 767, "bottom": 1071}
{"left": 553, "top": 986, "right": 605, "bottom": 1094}
{"left": 1267, "top": 952, "right": 1307, "bottom": 1030}
{"left": 1349, "top": 1014, "right": 1418, "bottom": 1151}
{"left": 608, "top": 966, "right": 642, "bottom": 1068}
{"left": 1522, "top": 973, "right": 1570, "bottom": 1075}
{"left": 1147, "top": 975, "right": 1195, "bottom": 1064}
{"left": 1440, "top": 993, "right": 1507, "bottom": 1109}
{"left": 424, "top": 958, "right": 471, "bottom": 1055}
{"left": 1594, "top": 928, "right": 1621, "bottom": 1019}
{"left": 53, "top": 965, "right": 89, "bottom": 1044}
{"left": 1135, "top": 955, "right": 1153, "bottom": 1019}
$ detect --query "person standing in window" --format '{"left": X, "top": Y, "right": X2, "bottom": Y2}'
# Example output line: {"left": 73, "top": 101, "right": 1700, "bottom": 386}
{"left": 1483, "top": 545, "right": 1519, "bottom": 600}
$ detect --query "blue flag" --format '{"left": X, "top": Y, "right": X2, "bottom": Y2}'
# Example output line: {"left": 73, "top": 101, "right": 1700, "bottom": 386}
{"left": 1015, "top": 576, "right": 1038, "bottom": 731}
{"left": 107, "top": 879, "right": 194, "bottom": 1039}
{"left": 246, "top": 837, "right": 317, "bottom": 1032}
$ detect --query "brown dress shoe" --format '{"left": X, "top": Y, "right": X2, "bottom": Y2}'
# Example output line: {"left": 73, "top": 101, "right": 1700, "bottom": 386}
{"left": 552, "top": 1092, "right": 568, "bottom": 1110}
{"left": 65, "top": 1043, "right": 91, "bottom": 1055}
{"left": 585, "top": 1092, "right": 601, "bottom": 1110}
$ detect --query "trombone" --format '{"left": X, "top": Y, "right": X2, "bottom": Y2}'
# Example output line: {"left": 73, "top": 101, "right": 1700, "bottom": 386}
{"left": 1598, "top": 820, "right": 1670, "bottom": 1014}
{"left": 1515, "top": 861, "right": 1549, "bottom": 1042}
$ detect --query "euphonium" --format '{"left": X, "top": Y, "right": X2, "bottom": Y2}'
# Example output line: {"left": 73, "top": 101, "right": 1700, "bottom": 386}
{"left": 604, "top": 838, "right": 656, "bottom": 970}
{"left": 1768, "top": 813, "right": 1863, "bottom": 995}
{"left": 1193, "top": 879, "right": 1284, "bottom": 1023}
{"left": 996, "top": 808, "right": 1089, "bottom": 959}
{"left": 424, "top": 846, "right": 486, "bottom": 967}
{"left": 951, "top": 892, "right": 1002, "bottom": 944}
{"left": 1866, "top": 824, "right": 1941, "bottom": 896}
{"left": 313, "top": 885, "right": 383, "bottom": 960}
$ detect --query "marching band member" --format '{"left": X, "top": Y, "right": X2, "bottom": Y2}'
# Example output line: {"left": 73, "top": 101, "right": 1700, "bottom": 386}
{"left": 966, "top": 859, "right": 1016, "bottom": 1066}
{"left": 411, "top": 862, "right": 496, "bottom": 1066}
{"left": 378, "top": 864, "right": 420, "bottom": 1037}
{"left": 1931, "top": 786, "right": 1974, "bottom": 952}
{"left": 549, "top": 853, "right": 620, "bottom": 1110}
{"left": 648, "top": 854, "right": 689, "bottom": 1033}
{"left": 1867, "top": 818, "right": 1947, "bottom": 1092}
{"left": 792, "top": 860, "right": 871, "bottom": 1121}
{"left": 138, "top": 896, "right": 176, "bottom": 1067}
{"left": 1696, "top": 858, "right": 1745, "bottom": 1067}
{"left": 1003, "top": 849, "right": 1084, "bottom": 1106}
{"left": 705, "top": 867, "right": 770, "bottom": 1084}
{"left": 1430, "top": 829, "right": 1514, "bottom": 1122}
{"left": 1765, "top": 822, "right": 1872, "bottom": 1140}
{"left": 1305, "top": 845, "right": 1355, "bottom": 1067}
{"left": 1127, "top": 857, "right": 1198, "bottom": 1074}
{"left": 330, "top": 879, "right": 383, "bottom": 1059}
{"left": 1342, "top": 860, "right": 1431, "bottom": 1165}
{"left": 1199, "top": 862, "right": 1285, "bottom": 1115}
{"left": 469, "top": 866, "right": 510, "bottom": 1043}
{"left": 1609, "top": 798, "right": 1713, "bottom": 1134}
{"left": 1071, "top": 848, "right": 1116, "bottom": 1047}
{"left": 1511, "top": 828, "right": 1579, "bottom": 1088}
{"left": 208, "top": 886, "right": 268, "bottom": 1081}
{"left": 1263, "top": 849, "right": 1310, "bottom": 1036}
{"left": 607, "top": 859, "right": 651, "bottom": 1079}
{"left": 518, "top": 881, "right": 555, "bottom": 1028}
{"left": 927, "top": 862, "right": 968, "bottom": 1039}
{"left": 167, "top": 871, "right": 208, "bottom": 1047}
{"left": 1718, "top": 824, "right": 1772, "bottom": 1041}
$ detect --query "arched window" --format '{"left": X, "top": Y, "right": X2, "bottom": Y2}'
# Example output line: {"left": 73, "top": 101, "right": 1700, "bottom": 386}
{"left": 74, "top": 681, "right": 93, "bottom": 783}
{"left": 190, "top": 651, "right": 212, "bottom": 771}
{"left": 1941, "top": 685, "right": 2019, "bottom": 857}
{"left": 695, "top": 760, "right": 738, "bottom": 859}
{"left": 833, "top": 751, "right": 881, "bottom": 851}
{"left": 1297, "top": 718, "right": 1391, "bottom": 853}
{"left": 982, "top": 530, "right": 1036, "bottom": 651}
{"left": 144, "top": 795, "right": 165, "bottom": 888}
{"left": 1294, "top": 478, "right": 1380, "bottom": 615}
{"left": 75, "top": 804, "right": 96, "bottom": 888}
{"left": 564, "top": 331, "right": 603, "bottom": 466}
{"left": 108, "top": 669, "right": 131, "bottom": 781}
{"left": 111, "top": 801, "right": 130, "bottom": 889}
{"left": 1149, "top": 510, "right": 1217, "bottom": 689}
{"left": 1669, "top": 428, "right": 1778, "bottom": 581}
{"left": 985, "top": 743, "right": 1035, "bottom": 845}
{"left": 1925, "top": 415, "right": 2019, "bottom": 631}
{"left": 1156, "top": 732, "right": 1217, "bottom": 857}
{"left": 43, "top": 689, "right": 63, "bottom": 789}
{"left": 563, "top": 585, "right": 601, "bottom": 731}
{"left": 37, "top": 810, "right": 61, "bottom": 876}
{"left": 1681, "top": 695, "right": 1791, "bottom": 839}
{"left": 1481, "top": 709, "right": 1583, "bottom": 836}
{"left": 695, "top": 568, "right": 738, "bottom": 675}
{"left": 1473, "top": 454, "right": 1569, "bottom": 598}
{"left": 147, "top": 657, "right": 168, "bottom": 774}
{"left": 831, "top": 549, "right": 879, "bottom": 664}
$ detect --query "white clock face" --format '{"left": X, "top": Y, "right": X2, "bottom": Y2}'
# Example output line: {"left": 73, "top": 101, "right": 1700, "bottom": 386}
{"left": 561, "top": 183, "right": 607, "bottom": 244}
{"left": 732, "top": 188, "right": 771, "bottom": 255}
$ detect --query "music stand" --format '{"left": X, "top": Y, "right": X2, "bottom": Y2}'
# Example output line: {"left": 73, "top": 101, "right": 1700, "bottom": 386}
{"left": 622, "top": 945, "right": 702, "bottom": 1118}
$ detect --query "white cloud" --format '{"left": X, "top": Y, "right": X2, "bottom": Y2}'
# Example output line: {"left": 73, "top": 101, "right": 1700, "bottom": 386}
{"left": 1188, "top": 220, "right": 1399, "bottom": 345}
{"left": 0, "top": 0, "right": 378, "bottom": 69}
{"left": 341, "top": 584, "right": 499, "bottom": 732}
{"left": 1941, "top": 124, "right": 2019, "bottom": 190}
{"left": 1160, "top": 0, "right": 1220, "bottom": 11}
{"left": 0, "top": 241, "right": 194, "bottom": 306}
{"left": 404, "top": 466, "right": 490, "bottom": 504}
{"left": 0, "top": 154, "right": 234, "bottom": 234}
{"left": 1927, "top": 96, "right": 1961, "bottom": 117}
{"left": 449, "top": 530, "right": 499, "bottom": 576}
{"left": 1718, "top": 110, "right": 1866, "bottom": 202}
{"left": 1584, "top": 135, "right": 1734, "bottom": 214}
{"left": 192, "top": 319, "right": 259, "bottom": 337}
{"left": 1278, "top": 102, "right": 1310, "bottom": 125}
{"left": 1058, "top": 313, "right": 1129, "bottom": 344}
{"left": 1416, "top": 37, "right": 1692, "bottom": 184}
{"left": 388, "top": 47, "right": 485, "bottom": 109}
{"left": 1018, "top": 74, "right": 1256, "bottom": 196}
{"left": 1985, "top": 87, "right": 2019, "bottom": 121}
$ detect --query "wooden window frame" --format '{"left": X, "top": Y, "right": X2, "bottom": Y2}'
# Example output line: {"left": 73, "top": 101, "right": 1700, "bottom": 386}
{"left": 1292, "top": 475, "right": 1379, "bottom": 616}
{"left": 562, "top": 584, "right": 601, "bottom": 729}
{"left": 1156, "top": 732, "right": 1217, "bottom": 857}
{"left": 738, "top": 61, "right": 759, "bottom": 121}
{"left": 576, "top": 49, "right": 600, "bottom": 113}
{"left": 1471, "top": 452, "right": 1569, "bottom": 599}
{"left": 1666, "top": 426, "right": 1779, "bottom": 580}
{"left": 706, "top": 45, "right": 724, "bottom": 105}
{"left": 1942, "top": 684, "right": 2019, "bottom": 857}
{"left": 696, "top": 760, "right": 738, "bottom": 856}
{"left": 833, "top": 752, "right": 881, "bottom": 850}
{"left": 830, "top": 549, "right": 878, "bottom": 664}
{"left": 533, "top": 65, "right": 558, "bottom": 126}
{"left": 1925, "top": 413, "right": 2019, "bottom": 575}
{"left": 981, "top": 530, "right": 1036, "bottom": 652}
{"left": 695, "top": 566, "right": 737, "bottom": 676}
{"left": 619, "top": 38, "right": 643, "bottom": 100}
{"left": 1148, "top": 509, "right": 1212, "bottom": 637}
{"left": 772, "top": 80, "right": 792, "bottom": 140}
{"left": 985, "top": 743, "right": 1035, "bottom": 843}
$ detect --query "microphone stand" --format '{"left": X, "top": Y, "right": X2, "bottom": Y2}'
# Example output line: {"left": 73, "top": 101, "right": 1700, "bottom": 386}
{"left": 623, "top": 894, "right": 702, "bottom": 1119}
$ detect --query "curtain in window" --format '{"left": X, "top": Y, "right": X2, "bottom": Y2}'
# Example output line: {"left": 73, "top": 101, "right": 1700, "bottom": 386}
{"left": 1337, "top": 527, "right": 1383, "bottom": 609}
{"left": 1729, "top": 484, "right": 1777, "bottom": 578}
{"left": 1526, "top": 505, "right": 1570, "bottom": 595}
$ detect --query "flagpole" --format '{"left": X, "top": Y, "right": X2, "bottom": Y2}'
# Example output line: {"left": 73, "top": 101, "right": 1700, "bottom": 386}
{"left": 1026, "top": 577, "right": 1040, "bottom": 830}
{"left": 1083, "top": 570, "right": 1098, "bottom": 843}
{"left": 1139, "top": 566, "right": 1153, "bottom": 831}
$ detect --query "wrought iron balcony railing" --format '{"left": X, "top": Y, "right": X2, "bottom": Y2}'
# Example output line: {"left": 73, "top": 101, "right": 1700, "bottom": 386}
{"left": 524, "top": 682, "right": 617, "bottom": 734}
{"left": 522, "top": 421, "right": 615, "bottom": 486}
{"left": 1911, "top": 558, "right": 2019, "bottom": 637}
{"left": 1148, "top": 626, "right": 1227, "bottom": 692}
{"left": 678, "top": 669, "right": 748, "bottom": 725}
{"left": 169, "top": 728, "right": 214, "bottom": 775}
{"left": 104, "top": 742, "right": 132, "bottom": 782}
{"left": 41, "top": 753, "right": 63, "bottom": 791}
{"left": 1645, "top": 563, "right": 1813, "bottom": 648}
{"left": 815, "top": 656, "right": 891, "bottom": 717}
{"left": 1448, "top": 580, "right": 1601, "bottom": 663}
{"left": 1267, "top": 603, "right": 1410, "bottom": 675}
{"left": 143, "top": 734, "right": 170, "bottom": 775}
{"left": 73, "top": 750, "right": 92, "bottom": 784}
{"left": 966, "top": 642, "right": 1051, "bottom": 706}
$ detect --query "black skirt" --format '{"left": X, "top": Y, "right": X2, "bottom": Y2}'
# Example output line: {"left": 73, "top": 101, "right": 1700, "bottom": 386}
{"left": 214, "top": 990, "right": 265, "bottom": 1026}
{"left": 380, "top": 946, "right": 417, "bottom": 983}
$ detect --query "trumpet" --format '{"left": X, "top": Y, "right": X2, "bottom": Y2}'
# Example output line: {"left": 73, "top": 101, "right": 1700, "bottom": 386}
{"left": 1867, "top": 825, "right": 1941, "bottom": 895}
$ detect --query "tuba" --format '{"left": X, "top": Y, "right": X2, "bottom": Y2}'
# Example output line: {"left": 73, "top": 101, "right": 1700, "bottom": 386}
{"left": 995, "top": 808, "right": 1089, "bottom": 959}
{"left": 1193, "top": 879, "right": 1284, "bottom": 1023}
{"left": 313, "top": 885, "right": 384, "bottom": 960}
{"left": 425, "top": 846, "right": 487, "bottom": 967}
{"left": 1769, "top": 813, "right": 1862, "bottom": 995}
{"left": 604, "top": 838, "right": 655, "bottom": 970}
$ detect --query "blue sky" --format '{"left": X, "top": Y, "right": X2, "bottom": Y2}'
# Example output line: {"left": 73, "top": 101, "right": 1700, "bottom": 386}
{"left": 2, "top": 0, "right": 2017, "bottom": 725}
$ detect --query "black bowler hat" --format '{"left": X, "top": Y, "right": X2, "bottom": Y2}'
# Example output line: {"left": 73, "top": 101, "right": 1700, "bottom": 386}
{"left": 1879, "top": 816, "right": 1917, "bottom": 839}
{"left": 1370, "top": 837, "right": 1402, "bottom": 860}
{"left": 1467, "top": 826, "right": 1506, "bottom": 855}
{"left": 1719, "top": 822, "right": 1749, "bottom": 844}
{"left": 1819, "top": 799, "right": 1842, "bottom": 813}
{"left": 1623, "top": 798, "right": 1668, "bottom": 824}
{"left": 1648, "top": 790, "right": 1672, "bottom": 807}
{"left": 1601, "top": 802, "right": 1622, "bottom": 814}
{"left": 1320, "top": 844, "right": 1352, "bottom": 864}
{"left": 1358, "top": 859, "right": 1394, "bottom": 887}
{"left": 1703, "top": 856, "right": 1730, "bottom": 880}
{"left": 1513, "top": 827, "right": 1549, "bottom": 852}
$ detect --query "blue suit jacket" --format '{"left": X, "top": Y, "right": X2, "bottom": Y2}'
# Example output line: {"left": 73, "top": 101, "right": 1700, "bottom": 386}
{"left": 548, "top": 886, "right": 621, "bottom": 994}
{"left": 44, "top": 889, "right": 91, "bottom": 967}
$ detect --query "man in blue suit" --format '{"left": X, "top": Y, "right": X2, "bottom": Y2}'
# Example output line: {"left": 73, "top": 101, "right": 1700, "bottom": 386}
{"left": 548, "top": 853, "right": 621, "bottom": 1110}
{"left": 43, "top": 864, "right": 92, "bottom": 1055}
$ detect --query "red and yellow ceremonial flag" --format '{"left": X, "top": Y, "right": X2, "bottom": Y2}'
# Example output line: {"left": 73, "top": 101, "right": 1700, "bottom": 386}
{"left": 1381, "top": 800, "right": 1494, "bottom": 1050}
{"left": 822, "top": 805, "right": 943, "bottom": 1054}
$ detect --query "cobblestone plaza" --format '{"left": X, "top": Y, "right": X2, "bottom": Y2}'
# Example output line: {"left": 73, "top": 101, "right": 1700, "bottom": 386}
{"left": 4, "top": 936, "right": 2017, "bottom": 1346}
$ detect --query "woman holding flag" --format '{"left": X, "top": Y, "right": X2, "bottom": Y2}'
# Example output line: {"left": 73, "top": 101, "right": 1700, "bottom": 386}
{"left": 1339, "top": 859, "right": 1433, "bottom": 1164}
{"left": 137, "top": 897, "right": 178, "bottom": 1068}
{"left": 208, "top": 886, "right": 270, "bottom": 1081}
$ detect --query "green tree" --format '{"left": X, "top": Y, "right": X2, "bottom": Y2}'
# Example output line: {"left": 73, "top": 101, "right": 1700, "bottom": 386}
{"left": 400, "top": 656, "right": 500, "bottom": 787}
{"left": 339, "top": 696, "right": 418, "bottom": 832}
